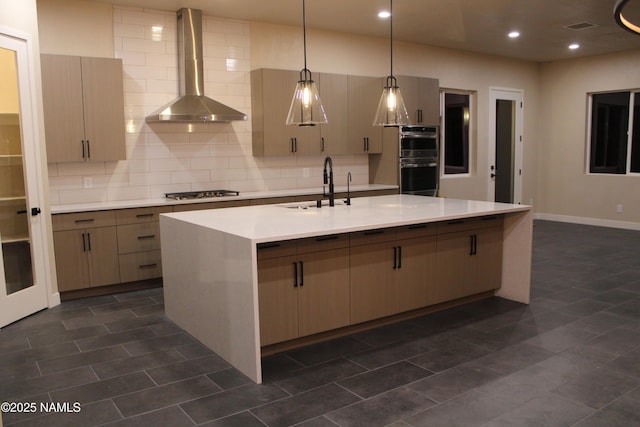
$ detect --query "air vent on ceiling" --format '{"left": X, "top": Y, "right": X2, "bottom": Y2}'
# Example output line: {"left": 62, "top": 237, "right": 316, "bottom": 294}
{"left": 563, "top": 22, "right": 599, "bottom": 31}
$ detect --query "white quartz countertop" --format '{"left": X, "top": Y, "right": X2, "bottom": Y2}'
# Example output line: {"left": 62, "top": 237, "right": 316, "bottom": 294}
{"left": 162, "top": 194, "right": 531, "bottom": 243}
{"left": 50, "top": 184, "right": 397, "bottom": 214}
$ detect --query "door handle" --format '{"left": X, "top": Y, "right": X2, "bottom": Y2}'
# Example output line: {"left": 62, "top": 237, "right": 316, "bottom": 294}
{"left": 31, "top": 207, "right": 42, "bottom": 216}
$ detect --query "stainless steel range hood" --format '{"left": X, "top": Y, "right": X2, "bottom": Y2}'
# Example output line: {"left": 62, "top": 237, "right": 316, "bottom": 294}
{"left": 145, "top": 8, "right": 247, "bottom": 123}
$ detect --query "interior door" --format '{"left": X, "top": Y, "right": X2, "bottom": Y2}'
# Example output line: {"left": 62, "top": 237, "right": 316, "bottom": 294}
{"left": 0, "top": 32, "right": 50, "bottom": 327}
{"left": 488, "top": 88, "right": 523, "bottom": 203}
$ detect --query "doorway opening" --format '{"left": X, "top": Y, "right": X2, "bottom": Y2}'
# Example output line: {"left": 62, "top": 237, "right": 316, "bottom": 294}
{"left": 488, "top": 88, "right": 523, "bottom": 204}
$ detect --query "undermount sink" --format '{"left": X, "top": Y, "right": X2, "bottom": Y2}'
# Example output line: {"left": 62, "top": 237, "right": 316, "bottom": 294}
{"left": 279, "top": 200, "right": 348, "bottom": 209}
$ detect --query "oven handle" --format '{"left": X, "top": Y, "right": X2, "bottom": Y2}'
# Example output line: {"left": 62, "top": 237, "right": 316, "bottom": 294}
{"left": 400, "top": 162, "right": 438, "bottom": 168}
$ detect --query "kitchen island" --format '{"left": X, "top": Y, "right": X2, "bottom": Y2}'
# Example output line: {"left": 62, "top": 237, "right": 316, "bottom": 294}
{"left": 160, "top": 194, "right": 532, "bottom": 383}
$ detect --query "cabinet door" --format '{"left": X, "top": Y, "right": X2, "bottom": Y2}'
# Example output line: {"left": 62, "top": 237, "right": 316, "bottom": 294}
{"left": 86, "top": 226, "right": 120, "bottom": 287}
{"left": 396, "top": 76, "right": 419, "bottom": 124}
{"left": 53, "top": 230, "right": 90, "bottom": 291}
{"left": 41, "top": 54, "right": 85, "bottom": 162}
{"left": 80, "top": 57, "right": 126, "bottom": 161}
{"left": 297, "top": 248, "right": 350, "bottom": 337}
{"left": 348, "top": 75, "right": 383, "bottom": 154}
{"left": 396, "top": 236, "right": 436, "bottom": 313}
{"left": 434, "top": 231, "right": 476, "bottom": 303}
{"left": 417, "top": 77, "right": 440, "bottom": 126}
{"left": 350, "top": 241, "right": 396, "bottom": 324}
{"left": 251, "top": 69, "right": 321, "bottom": 156}
{"left": 319, "top": 73, "right": 348, "bottom": 155}
{"left": 473, "top": 226, "right": 503, "bottom": 293}
{"left": 258, "top": 255, "right": 299, "bottom": 346}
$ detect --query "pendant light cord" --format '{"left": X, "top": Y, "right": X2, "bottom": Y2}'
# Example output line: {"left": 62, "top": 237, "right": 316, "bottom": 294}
{"left": 390, "top": 0, "right": 393, "bottom": 77}
{"left": 303, "top": 0, "right": 308, "bottom": 72}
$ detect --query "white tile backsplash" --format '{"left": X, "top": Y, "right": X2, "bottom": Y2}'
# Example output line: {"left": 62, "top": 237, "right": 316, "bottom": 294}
{"left": 47, "top": 6, "right": 369, "bottom": 206}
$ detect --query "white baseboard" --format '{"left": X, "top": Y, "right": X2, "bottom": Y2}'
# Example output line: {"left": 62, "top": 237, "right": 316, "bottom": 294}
{"left": 534, "top": 212, "right": 640, "bottom": 231}
{"left": 48, "top": 292, "right": 61, "bottom": 308}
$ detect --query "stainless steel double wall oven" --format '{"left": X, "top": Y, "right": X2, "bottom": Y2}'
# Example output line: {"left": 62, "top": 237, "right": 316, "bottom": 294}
{"left": 399, "top": 126, "right": 439, "bottom": 196}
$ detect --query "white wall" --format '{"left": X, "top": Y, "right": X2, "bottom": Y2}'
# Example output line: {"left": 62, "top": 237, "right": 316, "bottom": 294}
{"left": 538, "top": 50, "right": 640, "bottom": 226}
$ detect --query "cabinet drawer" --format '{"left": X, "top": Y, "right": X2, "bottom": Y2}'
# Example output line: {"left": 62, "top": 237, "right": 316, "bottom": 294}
{"left": 437, "top": 215, "right": 503, "bottom": 235}
{"left": 349, "top": 228, "right": 395, "bottom": 246}
{"left": 52, "top": 210, "right": 116, "bottom": 231}
{"left": 119, "top": 250, "right": 162, "bottom": 282}
{"left": 395, "top": 223, "right": 437, "bottom": 240}
{"left": 297, "top": 233, "right": 349, "bottom": 254}
{"left": 116, "top": 206, "right": 172, "bottom": 225}
{"left": 257, "top": 240, "right": 297, "bottom": 260}
{"left": 117, "top": 223, "right": 161, "bottom": 254}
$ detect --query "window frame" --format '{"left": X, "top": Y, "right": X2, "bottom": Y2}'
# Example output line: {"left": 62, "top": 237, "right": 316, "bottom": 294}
{"left": 440, "top": 89, "right": 473, "bottom": 177}
{"left": 587, "top": 90, "right": 640, "bottom": 176}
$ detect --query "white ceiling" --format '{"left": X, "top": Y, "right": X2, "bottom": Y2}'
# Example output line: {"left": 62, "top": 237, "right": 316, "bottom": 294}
{"left": 92, "top": 0, "right": 640, "bottom": 62}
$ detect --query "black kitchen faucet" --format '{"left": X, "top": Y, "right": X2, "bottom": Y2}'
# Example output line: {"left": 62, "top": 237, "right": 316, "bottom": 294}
{"left": 323, "top": 156, "right": 335, "bottom": 207}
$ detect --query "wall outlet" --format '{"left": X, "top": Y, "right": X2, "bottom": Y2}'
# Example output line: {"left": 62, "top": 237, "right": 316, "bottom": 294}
{"left": 83, "top": 177, "right": 93, "bottom": 189}
{"left": 616, "top": 204, "right": 623, "bottom": 214}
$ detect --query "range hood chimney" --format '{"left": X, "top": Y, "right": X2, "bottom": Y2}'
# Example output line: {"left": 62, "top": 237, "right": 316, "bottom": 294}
{"left": 145, "top": 8, "right": 248, "bottom": 123}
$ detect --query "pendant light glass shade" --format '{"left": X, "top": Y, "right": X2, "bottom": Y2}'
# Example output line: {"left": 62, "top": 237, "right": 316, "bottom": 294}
{"left": 373, "top": 76, "right": 411, "bottom": 126}
{"left": 373, "top": 0, "right": 411, "bottom": 127}
{"left": 286, "top": 68, "right": 327, "bottom": 126}
{"left": 286, "top": 0, "right": 327, "bottom": 126}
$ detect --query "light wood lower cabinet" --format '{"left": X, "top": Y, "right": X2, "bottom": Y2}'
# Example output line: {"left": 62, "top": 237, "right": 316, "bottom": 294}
{"left": 350, "top": 225, "right": 436, "bottom": 324}
{"left": 258, "top": 235, "right": 350, "bottom": 346}
{"left": 434, "top": 217, "right": 503, "bottom": 304}
{"left": 53, "top": 226, "right": 120, "bottom": 291}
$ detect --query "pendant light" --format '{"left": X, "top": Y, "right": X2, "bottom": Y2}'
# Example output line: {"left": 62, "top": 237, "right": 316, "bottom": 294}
{"left": 286, "top": 0, "right": 327, "bottom": 126}
{"left": 614, "top": 0, "right": 640, "bottom": 35}
{"left": 373, "top": 0, "right": 411, "bottom": 127}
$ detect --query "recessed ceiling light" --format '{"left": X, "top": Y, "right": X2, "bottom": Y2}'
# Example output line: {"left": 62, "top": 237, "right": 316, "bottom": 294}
{"left": 569, "top": 43, "right": 580, "bottom": 50}
{"left": 378, "top": 10, "right": 391, "bottom": 18}
{"left": 508, "top": 31, "right": 520, "bottom": 38}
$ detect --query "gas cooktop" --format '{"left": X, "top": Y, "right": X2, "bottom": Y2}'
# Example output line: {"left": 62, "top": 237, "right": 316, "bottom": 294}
{"left": 165, "top": 190, "right": 240, "bottom": 200}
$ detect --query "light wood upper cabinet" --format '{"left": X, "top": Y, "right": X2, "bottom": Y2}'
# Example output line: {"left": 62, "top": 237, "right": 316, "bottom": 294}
{"left": 318, "top": 73, "right": 348, "bottom": 155}
{"left": 251, "top": 68, "right": 322, "bottom": 156}
{"left": 41, "top": 54, "right": 126, "bottom": 163}
{"left": 347, "top": 75, "right": 383, "bottom": 154}
{"left": 396, "top": 75, "right": 440, "bottom": 126}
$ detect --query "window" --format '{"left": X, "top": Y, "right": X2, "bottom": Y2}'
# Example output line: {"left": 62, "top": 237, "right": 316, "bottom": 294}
{"left": 442, "top": 91, "right": 471, "bottom": 175}
{"left": 589, "top": 91, "right": 640, "bottom": 174}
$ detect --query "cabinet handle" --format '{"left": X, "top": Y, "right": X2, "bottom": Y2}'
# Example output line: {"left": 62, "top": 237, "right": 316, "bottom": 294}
{"left": 290, "top": 138, "right": 295, "bottom": 153}
{"left": 81, "top": 140, "right": 85, "bottom": 159}
{"left": 398, "top": 246, "right": 402, "bottom": 269}
{"left": 393, "top": 246, "right": 397, "bottom": 269}
{"left": 417, "top": 109, "right": 423, "bottom": 123}
{"left": 82, "top": 232, "right": 86, "bottom": 252}
{"left": 293, "top": 262, "right": 298, "bottom": 287}
{"left": 299, "top": 261, "right": 304, "bottom": 287}
{"left": 366, "top": 137, "right": 370, "bottom": 151}
{"left": 139, "top": 263, "right": 157, "bottom": 269}
{"left": 408, "top": 224, "right": 427, "bottom": 230}
{"left": 87, "top": 232, "right": 92, "bottom": 251}
{"left": 315, "top": 235, "right": 338, "bottom": 242}
{"left": 86, "top": 140, "right": 91, "bottom": 159}
{"left": 136, "top": 213, "right": 154, "bottom": 218}
{"left": 480, "top": 216, "right": 498, "bottom": 221}
{"left": 258, "top": 242, "right": 281, "bottom": 250}
{"left": 469, "top": 234, "right": 478, "bottom": 255}
{"left": 321, "top": 137, "right": 325, "bottom": 152}
{"left": 137, "top": 234, "right": 156, "bottom": 240}
{"left": 447, "top": 219, "right": 465, "bottom": 225}
{"left": 294, "top": 137, "right": 297, "bottom": 152}
{"left": 364, "top": 230, "right": 384, "bottom": 236}
{"left": 75, "top": 218, "right": 95, "bottom": 224}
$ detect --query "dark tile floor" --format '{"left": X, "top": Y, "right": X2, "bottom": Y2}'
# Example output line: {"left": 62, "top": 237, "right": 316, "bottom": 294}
{"left": 1, "top": 220, "right": 640, "bottom": 426}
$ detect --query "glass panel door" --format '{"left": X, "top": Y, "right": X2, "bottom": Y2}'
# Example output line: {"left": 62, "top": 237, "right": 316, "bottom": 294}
{"left": 0, "top": 47, "right": 34, "bottom": 296}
